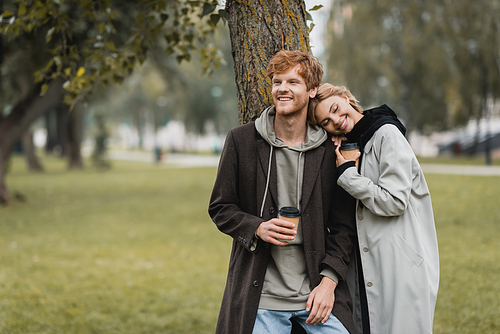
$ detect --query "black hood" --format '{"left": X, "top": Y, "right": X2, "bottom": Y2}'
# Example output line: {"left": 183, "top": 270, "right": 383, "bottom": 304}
{"left": 345, "top": 104, "right": 406, "bottom": 150}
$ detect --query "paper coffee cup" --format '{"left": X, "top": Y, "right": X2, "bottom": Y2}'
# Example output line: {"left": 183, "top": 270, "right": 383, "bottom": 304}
{"left": 340, "top": 142, "right": 360, "bottom": 168}
{"left": 278, "top": 206, "right": 301, "bottom": 232}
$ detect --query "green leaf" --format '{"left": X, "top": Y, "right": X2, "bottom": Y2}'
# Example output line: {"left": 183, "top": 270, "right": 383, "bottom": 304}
{"left": 34, "top": 70, "right": 44, "bottom": 83}
{"left": 184, "top": 33, "right": 194, "bottom": 43}
{"left": 210, "top": 14, "right": 220, "bottom": 26}
{"left": 40, "top": 83, "right": 49, "bottom": 96}
{"left": 201, "top": 3, "right": 216, "bottom": 18}
{"left": 309, "top": 5, "right": 324, "bottom": 11}
{"left": 306, "top": 11, "right": 313, "bottom": 22}
{"left": 112, "top": 74, "right": 124, "bottom": 84}
{"left": 218, "top": 9, "right": 227, "bottom": 19}
{"left": 18, "top": 3, "right": 27, "bottom": 16}
{"left": 107, "top": 42, "right": 117, "bottom": 52}
{"left": 176, "top": 54, "right": 186, "bottom": 63}
{"left": 308, "top": 22, "right": 315, "bottom": 33}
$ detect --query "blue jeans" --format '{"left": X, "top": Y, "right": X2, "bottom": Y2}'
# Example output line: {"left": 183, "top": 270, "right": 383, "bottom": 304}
{"left": 252, "top": 309, "right": 349, "bottom": 334}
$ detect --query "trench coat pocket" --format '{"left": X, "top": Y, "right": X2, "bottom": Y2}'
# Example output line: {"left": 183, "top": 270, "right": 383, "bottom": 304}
{"left": 388, "top": 229, "right": 424, "bottom": 267}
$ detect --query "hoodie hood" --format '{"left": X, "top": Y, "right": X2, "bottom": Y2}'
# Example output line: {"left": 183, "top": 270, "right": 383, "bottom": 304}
{"left": 345, "top": 104, "right": 406, "bottom": 150}
{"left": 255, "top": 106, "right": 327, "bottom": 151}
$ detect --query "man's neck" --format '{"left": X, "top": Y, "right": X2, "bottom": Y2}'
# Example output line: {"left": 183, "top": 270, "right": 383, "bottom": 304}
{"left": 274, "top": 111, "right": 308, "bottom": 147}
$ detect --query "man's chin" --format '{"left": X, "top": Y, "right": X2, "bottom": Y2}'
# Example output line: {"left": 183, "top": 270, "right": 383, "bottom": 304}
{"left": 275, "top": 106, "right": 303, "bottom": 116}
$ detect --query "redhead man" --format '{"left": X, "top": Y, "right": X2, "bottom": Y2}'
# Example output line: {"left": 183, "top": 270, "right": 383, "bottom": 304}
{"left": 209, "top": 50, "right": 357, "bottom": 334}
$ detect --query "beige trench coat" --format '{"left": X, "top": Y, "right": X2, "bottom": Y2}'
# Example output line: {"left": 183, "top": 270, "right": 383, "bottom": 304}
{"left": 338, "top": 124, "right": 439, "bottom": 334}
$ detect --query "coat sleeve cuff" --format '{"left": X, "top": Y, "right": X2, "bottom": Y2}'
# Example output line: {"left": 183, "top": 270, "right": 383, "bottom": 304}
{"left": 337, "top": 161, "right": 356, "bottom": 176}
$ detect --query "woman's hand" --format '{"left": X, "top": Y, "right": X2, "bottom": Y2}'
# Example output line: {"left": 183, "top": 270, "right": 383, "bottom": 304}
{"left": 335, "top": 144, "right": 361, "bottom": 168}
{"left": 331, "top": 135, "right": 347, "bottom": 147}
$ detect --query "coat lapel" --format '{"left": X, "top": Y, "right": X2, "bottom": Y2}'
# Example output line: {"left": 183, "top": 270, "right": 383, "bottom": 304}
{"left": 301, "top": 145, "right": 325, "bottom": 211}
{"left": 257, "top": 139, "right": 278, "bottom": 213}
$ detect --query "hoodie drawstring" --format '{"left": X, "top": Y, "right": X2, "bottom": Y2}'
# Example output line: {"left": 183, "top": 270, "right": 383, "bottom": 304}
{"left": 296, "top": 152, "right": 303, "bottom": 211}
{"left": 259, "top": 146, "right": 273, "bottom": 218}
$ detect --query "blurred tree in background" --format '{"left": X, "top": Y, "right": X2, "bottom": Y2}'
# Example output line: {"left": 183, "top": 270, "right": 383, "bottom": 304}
{"left": 325, "top": 0, "right": 499, "bottom": 134}
{"left": 90, "top": 25, "right": 238, "bottom": 148}
{"left": 0, "top": 0, "right": 320, "bottom": 204}
{"left": 0, "top": 0, "right": 224, "bottom": 204}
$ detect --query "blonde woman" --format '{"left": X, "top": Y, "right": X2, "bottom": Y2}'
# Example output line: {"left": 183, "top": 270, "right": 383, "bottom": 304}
{"left": 308, "top": 84, "right": 439, "bottom": 334}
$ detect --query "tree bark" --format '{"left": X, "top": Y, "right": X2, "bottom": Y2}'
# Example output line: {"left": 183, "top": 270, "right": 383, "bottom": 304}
{"left": 226, "top": 0, "right": 311, "bottom": 124}
{"left": 0, "top": 76, "right": 65, "bottom": 204}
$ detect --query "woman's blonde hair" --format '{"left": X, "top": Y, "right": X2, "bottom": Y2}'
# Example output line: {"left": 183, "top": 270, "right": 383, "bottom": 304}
{"left": 308, "top": 84, "right": 363, "bottom": 125}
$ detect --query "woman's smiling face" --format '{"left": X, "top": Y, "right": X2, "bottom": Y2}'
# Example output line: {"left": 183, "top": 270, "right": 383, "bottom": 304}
{"left": 314, "top": 94, "right": 363, "bottom": 135}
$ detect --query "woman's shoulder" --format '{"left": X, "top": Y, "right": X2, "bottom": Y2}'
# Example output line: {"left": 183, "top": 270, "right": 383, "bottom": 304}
{"left": 375, "top": 123, "right": 406, "bottom": 137}
{"left": 364, "top": 124, "right": 410, "bottom": 154}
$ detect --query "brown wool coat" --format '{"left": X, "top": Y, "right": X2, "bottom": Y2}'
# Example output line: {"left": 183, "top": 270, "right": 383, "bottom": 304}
{"left": 209, "top": 122, "right": 357, "bottom": 334}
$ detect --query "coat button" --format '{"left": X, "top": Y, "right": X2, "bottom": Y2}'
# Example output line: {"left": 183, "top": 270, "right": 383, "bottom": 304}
{"left": 269, "top": 207, "right": 275, "bottom": 214}
{"left": 358, "top": 213, "right": 364, "bottom": 220}
{"left": 253, "top": 280, "right": 259, "bottom": 287}
{"left": 363, "top": 247, "right": 369, "bottom": 252}
{"left": 367, "top": 282, "right": 373, "bottom": 287}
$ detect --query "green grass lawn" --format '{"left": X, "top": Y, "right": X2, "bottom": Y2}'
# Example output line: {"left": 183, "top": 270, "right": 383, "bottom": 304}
{"left": 1, "top": 154, "right": 499, "bottom": 333}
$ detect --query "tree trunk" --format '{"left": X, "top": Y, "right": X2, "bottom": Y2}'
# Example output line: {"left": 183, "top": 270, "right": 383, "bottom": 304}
{"left": 0, "top": 76, "right": 65, "bottom": 204}
{"left": 0, "top": 149, "right": 10, "bottom": 205}
{"left": 21, "top": 128, "right": 44, "bottom": 172}
{"left": 226, "top": 0, "right": 311, "bottom": 124}
{"left": 482, "top": 66, "right": 492, "bottom": 165}
{"left": 45, "top": 105, "right": 68, "bottom": 156}
{"left": 67, "top": 101, "right": 85, "bottom": 169}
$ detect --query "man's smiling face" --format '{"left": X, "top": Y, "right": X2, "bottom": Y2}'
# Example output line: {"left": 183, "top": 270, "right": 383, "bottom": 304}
{"left": 271, "top": 65, "right": 317, "bottom": 118}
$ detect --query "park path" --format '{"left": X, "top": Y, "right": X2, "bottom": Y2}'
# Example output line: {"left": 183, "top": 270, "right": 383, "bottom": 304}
{"left": 108, "top": 150, "right": 500, "bottom": 176}
{"left": 419, "top": 164, "right": 500, "bottom": 176}
{"left": 108, "top": 150, "right": 220, "bottom": 168}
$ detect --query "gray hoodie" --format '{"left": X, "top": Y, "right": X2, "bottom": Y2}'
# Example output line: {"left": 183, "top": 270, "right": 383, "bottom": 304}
{"left": 255, "top": 106, "right": 338, "bottom": 311}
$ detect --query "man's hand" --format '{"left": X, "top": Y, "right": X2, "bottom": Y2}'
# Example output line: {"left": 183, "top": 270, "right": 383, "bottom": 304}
{"left": 305, "top": 276, "right": 337, "bottom": 326}
{"left": 255, "top": 218, "right": 297, "bottom": 246}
